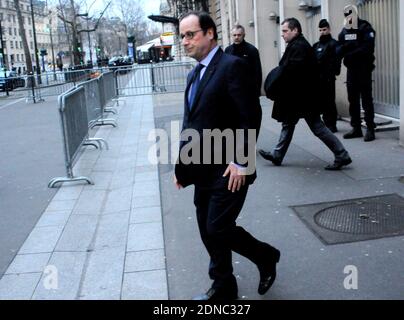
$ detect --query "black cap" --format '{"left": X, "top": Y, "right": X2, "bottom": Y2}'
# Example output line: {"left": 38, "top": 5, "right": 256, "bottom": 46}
{"left": 318, "top": 19, "right": 330, "bottom": 28}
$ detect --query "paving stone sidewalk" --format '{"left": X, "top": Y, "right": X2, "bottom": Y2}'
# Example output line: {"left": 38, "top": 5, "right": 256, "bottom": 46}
{"left": 0, "top": 94, "right": 167, "bottom": 300}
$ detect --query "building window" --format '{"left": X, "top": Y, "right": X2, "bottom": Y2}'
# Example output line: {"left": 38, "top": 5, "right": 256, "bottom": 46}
{"left": 29, "top": 30, "right": 32, "bottom": 37}
{"left": 9, "top": 27, "right": 12, "bottom": 36}
{"left": 0, "top": 13, "right": 3, "bottom": 20}
{"left": 30, "top": 42, "right": 33, "bottom": 49}
{"left": 12, "top": 15, "right": 16, "bottom": 23}
{"left": 21, "top": 54, "right": 24, "bottom": 61}
{"left": 8, "top": 14, "right": 11, "bottom": 22}
{"left": 28, "top": 17, "right": 31, "bottom": 25}
{"left": 17, "top": 54, "right": 20, "bottom": 62}
{"left": 10, "top": 41, "right": 13, "bottom": 49}
{"left": 15, "top": 41, "right": 18, "bottom": 49}
{"left": 10, "top": 54, "right": 14, "bottom": 63}
{"left": 20, "top": 41, "right": 22, "bottom": 48}
{"left": 14, "top": 28, "right": 17, "bottom": 36}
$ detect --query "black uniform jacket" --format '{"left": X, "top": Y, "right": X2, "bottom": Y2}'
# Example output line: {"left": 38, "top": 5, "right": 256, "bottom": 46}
{"left": 338, "top": 19, "right": 376, "bottom": 72}
{"left": 313, "top": 34, "right": 341, "bottom": 81}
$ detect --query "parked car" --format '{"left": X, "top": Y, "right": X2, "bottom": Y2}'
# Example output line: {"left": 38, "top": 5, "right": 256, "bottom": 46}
{"left": 8, "top": 71, "right": 26, "bottom": 88}
{"left": 0, "top": 71, "right": 26, "bottom": 91}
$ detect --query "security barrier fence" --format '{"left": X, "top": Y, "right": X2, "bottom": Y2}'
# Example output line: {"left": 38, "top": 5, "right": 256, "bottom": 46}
{"left": 48, "top": 86, "right": 94, "bottom": 188}
{"left": 47, "top": 61, "right": 193, "bottom": 187}
{"left": 0, "top": 66, "right": 120, "bottom": 102}
{"left": 48, "top": 73, "right": 118, "bottom": 188}
{"left": 116, "top": 61, "right": 195, "bottom": 97}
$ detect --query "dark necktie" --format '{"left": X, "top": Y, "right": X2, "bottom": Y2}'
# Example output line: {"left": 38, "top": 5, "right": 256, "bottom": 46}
{"left": 188, "top": 63, "right": 204, "bottom": 110}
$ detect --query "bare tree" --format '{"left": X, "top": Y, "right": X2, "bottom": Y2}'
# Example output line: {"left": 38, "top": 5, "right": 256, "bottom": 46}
{"left": 13, "top": 0, "right": 34, "bottom": 78}
{"left": 57, "top": 0, "right": 110, "bottom": 65}
{"left": 114, "top": 0, "right": 149, "bottom": 46}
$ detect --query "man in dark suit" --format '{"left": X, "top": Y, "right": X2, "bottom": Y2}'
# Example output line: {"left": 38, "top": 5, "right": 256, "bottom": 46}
{"left": 225, "top": 25, "right": 262, "bottom": 100}
{"left": 258, "top": 18, "right": 352, "bottom": 171}
{"left": 174, "top": 11, "right": 280, "bottom": 300}
{"left": 225, "top": 24, "right": 263, "bottom": 137}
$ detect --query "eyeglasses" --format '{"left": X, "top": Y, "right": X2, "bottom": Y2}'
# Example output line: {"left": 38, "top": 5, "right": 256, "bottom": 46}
{"left": 179, "top": 29, "right": 203, "bottom": 40}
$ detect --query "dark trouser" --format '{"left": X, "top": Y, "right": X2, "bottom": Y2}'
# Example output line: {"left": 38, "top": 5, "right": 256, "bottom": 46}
{"left": 347, "top": 69, "right": 375, "bottom": 130}
{"left": 321, "top": 79, "right": 338, "bottom": 129}
{"left": 272, "top": 114, "right": 349, "bottom": 163}
{"left": 194, "top": 185, "right": 274, "bottom": 290}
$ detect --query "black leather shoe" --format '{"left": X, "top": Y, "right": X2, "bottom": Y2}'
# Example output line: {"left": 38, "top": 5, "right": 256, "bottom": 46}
{"left": 364, "top": 129, "right": 375, "bottom": 142}
{"left": 257, "top": 246, "right": 281, "bottom": 295}
{"left": 258, "top": 150, "right": 282, "bottom": 166}
{"left": 324, "top": 157, "right": 352, "bottom": 171}
{"left": 193, "top": 287, "right": 238, "bottom": 301}
{"left": 343, "top": 128, "right": 363, "bottom": 139}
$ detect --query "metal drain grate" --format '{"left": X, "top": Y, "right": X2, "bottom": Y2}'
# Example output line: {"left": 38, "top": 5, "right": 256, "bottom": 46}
{"left": 315, "top": 202, "right": 404, "bottom": 235}
{"left": 291, "top": 194, "right": 404, "bottom": 245}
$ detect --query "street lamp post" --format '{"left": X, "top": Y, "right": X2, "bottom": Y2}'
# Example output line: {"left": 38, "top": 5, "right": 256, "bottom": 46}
{"left": 48, "top": 13, "right": 56, "bottom": 80}
{"left": 86, "top": 17, "right": 93, "bottom": 65}
{"left": 0, "top": 20, "right": 5, "bottom": 69}
{"left": 30, "top": 0, "right": 41, "bottom": 84}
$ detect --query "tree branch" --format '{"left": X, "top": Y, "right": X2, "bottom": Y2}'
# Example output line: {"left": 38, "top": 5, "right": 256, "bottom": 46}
{"left": 77, "top": 1, "right": 112, "bottom": 34}
{"left": 58, "top": 14, "right": 74, "bottom": 26}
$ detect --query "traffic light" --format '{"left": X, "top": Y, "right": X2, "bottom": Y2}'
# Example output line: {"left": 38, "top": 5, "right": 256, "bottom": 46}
{"left": 40, "top": 48, "right": 47, "bottom": 56}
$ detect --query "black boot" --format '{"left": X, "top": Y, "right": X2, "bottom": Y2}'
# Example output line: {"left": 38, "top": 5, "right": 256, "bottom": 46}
{"left": 364, "top": 129, "right": 375, "bottom": 142}
{"left": 343, "top": 128, "right": 363, "bottom": 139}
{"left": 258, "top": 150, "right": 282, "bottom": 166}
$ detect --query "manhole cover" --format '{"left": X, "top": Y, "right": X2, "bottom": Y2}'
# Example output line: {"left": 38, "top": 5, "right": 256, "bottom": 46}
{"left": 291, "top": 194, "right": 404, "bottom": 245}
{"left": 315, "top": 202, "right": 404, "bottom": 235}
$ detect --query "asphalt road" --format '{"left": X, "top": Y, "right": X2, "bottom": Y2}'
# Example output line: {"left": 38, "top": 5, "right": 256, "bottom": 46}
{"left": 0, "top": 96, "right": 65, "bottom": 276}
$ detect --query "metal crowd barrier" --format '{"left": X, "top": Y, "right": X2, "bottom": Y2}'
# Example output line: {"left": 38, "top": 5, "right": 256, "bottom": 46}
{"left": 48, "top": 71, "right": 122, "bottom": 188}
{"left": 48, "top": 86, "right": 94, "bottom": 188}
{"left": 77, "top": 77, "right": 110, "bottom": 149}
{"left": 115, "top": 61, "right": 195, "bottom": 97}
{"left": 96, "top": 73, "right": 119, "bottom": 127}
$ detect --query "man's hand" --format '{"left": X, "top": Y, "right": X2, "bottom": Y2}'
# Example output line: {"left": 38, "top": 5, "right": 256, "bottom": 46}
{"left": 223, "top": 163, "right": 246, "bottom": 193}
{"left": 174, "top": 175, "right": 183, "bottom": 190}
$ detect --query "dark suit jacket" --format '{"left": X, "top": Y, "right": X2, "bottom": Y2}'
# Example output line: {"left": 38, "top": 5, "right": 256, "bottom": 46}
{"left": 224, "top": 41, "right": 263, "bottom": 99}
{"left": 175, "top": 48, "right": 260, "bottom": 189}
{"left": 271, "top": 34, "right": 321, "bottom": 123}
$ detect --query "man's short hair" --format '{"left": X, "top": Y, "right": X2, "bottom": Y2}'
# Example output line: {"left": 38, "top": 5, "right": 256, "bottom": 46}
{"left": 281, "top": 17, "right": 302, "bottom": 34}
{"left": 318, "top": 19, "right": 330, "bottom": 29}
{"left": 180, "top": 11, "right": 218, "bottom": 41}
{"left": 232, "top": 24, "right": 245, "bottom": 33}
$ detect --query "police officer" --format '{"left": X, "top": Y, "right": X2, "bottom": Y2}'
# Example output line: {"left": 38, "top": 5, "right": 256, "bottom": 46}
{"left": 225, "top": 25, "right": 263, "bottom": 138}
{"left": 313, "top": 19, "right": 341, "bottom": 133}
{"left": 338, "top": 5, "right": 376, "bottom": 142}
